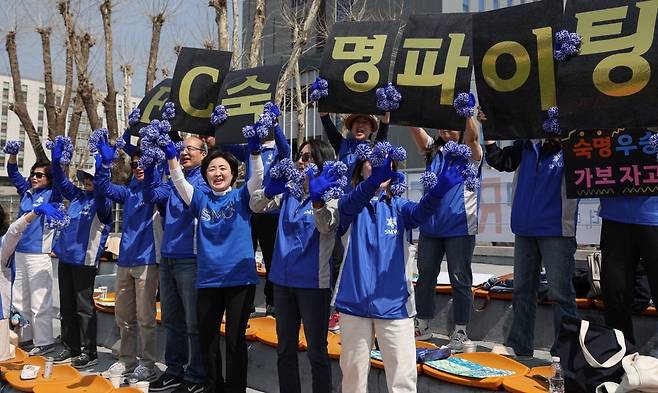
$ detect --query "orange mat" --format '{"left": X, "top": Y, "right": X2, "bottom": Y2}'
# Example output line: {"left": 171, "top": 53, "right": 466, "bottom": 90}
{"left": 33, "top": 374, "right": 112, "bottom": 393}
{"left": 5, "top": 356, "right": 82, "bottom": 392}
{"left": 502, "top": 366, "right": 552, "bottom": 393}
{"left": 422, "top": 352, "right": 529, "bottom": 390}
{"left": 435, "top": 285, "right": 453, "bottom": 294}
{"left": 327, "top": 332, "right": 341, "bottom": 359}
{"left": 370, "top": 341, "right": 437, "bottom": 374}
{"left": 252, "top": 316, "right": 306, "bottom": 350}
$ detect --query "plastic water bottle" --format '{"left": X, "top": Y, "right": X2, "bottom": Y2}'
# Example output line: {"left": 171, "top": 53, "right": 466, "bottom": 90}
{"left": 549, "top": 356, "right": 564, "bottom": 393}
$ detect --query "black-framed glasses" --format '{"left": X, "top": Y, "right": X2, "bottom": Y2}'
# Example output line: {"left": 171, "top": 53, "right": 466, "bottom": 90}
{"left": 296, "top": 152, "right": 311, "bottom": 163}
{"left": 30, "top": 172, "right": 46, "bottom": 179}
{"left": 130, "top": 162, "right": 139, "bottom": 169}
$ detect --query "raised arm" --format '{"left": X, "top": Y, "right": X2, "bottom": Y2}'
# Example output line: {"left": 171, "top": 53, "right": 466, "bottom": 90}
{"left": 338, "top": 179, "right": 379, "bottom": 227}
{"left": 484, "top": 140, "right": 523, "bottom": 173}
{"left": 94, "top": 188, "right": 113, "bottom": 225}
{"left": 273, "top": 123, "right": 291, "bottom": 160}
{"left": 320, "top": 114, "right": 344, "bottom": 154}
{"left": 400, "top": 193, "right": 442, "bottom": 229}
{"left": 94, "top": 165, "right": 129, "bottom": 203}
{"left": 465, "top": 117, "right": 483, "bottom": 162}
{"left": 246, "top": 152, "right": 264, "bottom": 196}
{"left": 314, "top": 198, "right": 339, "bottom": 234}
{"left": 143, "top": 166, "right": 172, "bottom": 205}
{"left": 375, "top": 112, "right": 390, "bottom": 142}
{"left": 168, "top": 161, "right": 194, "bottom": 206}
{"left": 409, "top": 127, "right": 433, "bottom": 153}
{"left": 51, "top": 160, "right": 83, "bottom": 202}
{"left": 7, "top": 160, "right": 30, "bottom": 197}
{"left": 249, "top": 189, "right": 282, "bottom": 213}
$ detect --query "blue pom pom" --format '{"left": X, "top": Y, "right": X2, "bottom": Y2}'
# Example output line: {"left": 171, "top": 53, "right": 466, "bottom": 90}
{"left": 543, "top": 106, "right": 561, "bottom": 135}
{"left": 389, "top": 173, "right": 407, "bottom": 197}
{"left": 375, "top": 83, "right": 402, "bottom": 111}
{"left": 242, "top": 125, "right": 256, "bottom": 139}
{"left": 45, "top": 203, "right": 71, "bottom": 230}
{"left": 420, "top": 171, "right": 438, "bottom": 190}
{"left": 463, "top": 176, "right": 481, "bottom": 192}
{"left": 355, "top": 143, "right": 372, "bottom": 162}
{"left": 554, "top": 30, "right": 582, "bottom": 62}
{"left": 309, "top": 77, "right": 329, "bottom": 103}
{"left": 649, "top": 133, "right": 657, "bottom": 150}
{"left": 326, "top": 160, "right": 347, "bottom": 177}
{"left": 46, "top": 136, "right": 75, "bottom": 165}
{"left": 3, "top": 140, "right": 21, "bottom": 155}
{"left": 270, "top": 159, "right": 293, "bottom": 179}
{"left": 210, "top": 105, "right": 229, "bottom": 126}
{"left": 128, "top": 108, "right": 141, "bottom": 126}
{"left": 322, "top": 186, "right": 344, "bottom": 202}
{"left": 454, "top": 92, "right": 476, "bottom": 117}
{"left": 389, "top": 146, "right": 407, "bottom": 162}
{"left": 162, "top": 101, "right": 176, "bottom": 120}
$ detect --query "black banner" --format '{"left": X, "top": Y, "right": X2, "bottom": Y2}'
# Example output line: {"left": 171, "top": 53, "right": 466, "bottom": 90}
{"left": 170, "top": 47, "right": 232, "bottom": 136}
{"left": 215, "top": 64, "right": 283, "bottom": 144}
{"left": 318, "top": 21, "right": 400, "bottom": 115}
{"left": 563, "top": 129, "right": 658, "bottom": 198}
{"left": 473, "top": 0, "right": 561, "bottom": 140}
{"left": 558, "top": 0, "right": 658, "bottom": 130}
{"left": 127, "top": 78, "right": 171, "bottom": 136}
{"left": 390, "top": 14, "right": 473, "bottom": 131}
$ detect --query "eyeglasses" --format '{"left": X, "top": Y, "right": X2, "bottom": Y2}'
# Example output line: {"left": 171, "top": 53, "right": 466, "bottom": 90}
{"left": 30, "top": 172, "right": 46, "bottom": 179}
{"left": 130, "top": 162, "right": 140, "bottom": 169}
{"left": 296, "top": 152, "right": 311, "bottom": 163}
{"left": 183, "top": 145, "right": 205, "bottom": 153}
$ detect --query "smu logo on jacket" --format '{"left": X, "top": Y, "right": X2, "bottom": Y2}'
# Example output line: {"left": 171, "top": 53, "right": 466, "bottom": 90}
{"left": 385, "top": 217, "right": 398, "bottom": 236}
{"left": 201, "top": 202, "right": 236, "bottom": 222}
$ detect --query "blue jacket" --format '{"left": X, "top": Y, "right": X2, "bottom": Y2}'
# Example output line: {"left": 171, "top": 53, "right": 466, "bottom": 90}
{"left": 250, "top": 190, "right": 338, "bottom": 289}
{"left": 7, "top": 163, "right": 61, "bottom": 254}
{"left": 321, "top": 115, "right": 389, "bottom": 191}
{"left": 145, "top": 166, "right": 208, "bottom": 259}
{"left": 334, "top": 180, "right": 443, "bottom": 319}
{"left": 420, "top": 146, "right": 482, "bottom": 238}
{"left": 599, "top": 196, "right": 658, "bottom": 226}
{"left": 51, "top": 162, "right": 112, "bottom": 267}
{"left": 95, "top": 166, "right": 162, "bottom": 267}
{"left": 188, "top": 186, "right": 259, "bottom": 288}
{"left": 485, "top": 141, "right": 579, "bottom": 237}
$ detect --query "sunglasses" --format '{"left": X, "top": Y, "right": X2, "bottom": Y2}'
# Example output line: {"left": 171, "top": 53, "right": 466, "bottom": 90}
{"left": 30, "top": 172, "right": 47, "bottom": 179}
{"left": 296, "top": 152, "right": 311, "bottom": 163}
{"left": 130, "top": 162, "right": 140, "bottom": 169}
{"left": 183, "top": 145, "right": 205, "bottom": 153}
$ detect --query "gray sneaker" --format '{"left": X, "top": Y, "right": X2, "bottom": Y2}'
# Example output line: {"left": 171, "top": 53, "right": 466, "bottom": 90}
{"left": 448, "top": 329, "right": 468, "bottom": 352}
{"left": 414, "top": 318, "right": 432, "bottom": 340}
{"left": 127, "top": 364, "right": 159, "bottom": 382}
{"left": 28, "top": 344, "right": 54, "bottom": 356}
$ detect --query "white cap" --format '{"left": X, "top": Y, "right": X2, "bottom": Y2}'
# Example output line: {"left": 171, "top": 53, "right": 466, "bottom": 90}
{"left": 552, "top": 356, "right": 561, "bottom": 362}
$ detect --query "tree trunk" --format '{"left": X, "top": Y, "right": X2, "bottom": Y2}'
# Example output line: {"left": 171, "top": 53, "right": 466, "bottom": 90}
{"left": 247, "top": 0, "right": 265, "bottom": 68}
{"left": 120, "top": 63, "right": 133, "bottom": 126}
{"left": 209, "top": 0, "right": 229, "bottom": 51}
{"left": 145, "top": 13, "right": 165, "bottom": 93}
{"left": 275, "top": 0, "right": 322, "bottom": 104}
{"left": 100, "top": 0, "right": 119, "bottom": 139}
{"left": 69, "top": 93, "right": 83, "bottom": 146}
{"left": 231, "top": 0, "right": 240, "bottom": 68}
{"left": 5, "top": 31, "right": 48, "bottom": 162}
{"left": 293, "top": 59, "right": 305, "bottom": 149}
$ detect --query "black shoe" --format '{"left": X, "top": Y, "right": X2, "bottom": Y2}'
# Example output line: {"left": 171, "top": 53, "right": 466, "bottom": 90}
{"left": 150, "top": 373, "right": 182, "bottom": 391}
{"left": 172, "top": 380, "right": 205, "bottom": 393}
{"left": 71, "top": 353, "right": 97, "bottom": 369}
{"left": 265, "top": 304, "right": 276, "bottom": 316}
{"left": 53, "top": 349, "right": 76, "bottom": 364}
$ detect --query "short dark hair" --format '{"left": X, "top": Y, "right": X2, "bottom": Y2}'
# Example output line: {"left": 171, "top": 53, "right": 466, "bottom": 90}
{"left": 30, "top": 160, "right": 52, "bottom": 178}
{"left": 351, "top": 149, "right": 398, "bottom": 188}
{"left": 130, "top": 149, "right": 142, "bottom": 161}
{"left": 201, "top": 150, "right": 240, "bottom": 187}
{"left": 0, "top": 204, "right": 8, "bottom": 237}
{"left": 298, "top": 138, "right": 336, "bottom": 172}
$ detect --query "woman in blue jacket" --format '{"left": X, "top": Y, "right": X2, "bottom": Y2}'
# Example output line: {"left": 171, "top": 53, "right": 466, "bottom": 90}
{"left": 4, "top": 144, "right": 61, "bottom": 356}
{"left": 164, "top": 133, "right": 263, "bottom": 393}
{"left": 50, "top": 139, "right": 112, "bottom": 369}
{"left": 250, "top": 139, "right": 338, "bottom": 393}
{"left": 329, "top": 147, "right": 465, "bottom": 393}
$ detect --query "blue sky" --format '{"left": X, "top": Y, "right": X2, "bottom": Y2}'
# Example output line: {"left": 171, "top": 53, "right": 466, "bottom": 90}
{"left": 0, "top": 0, "right": 241, "bottom": 97}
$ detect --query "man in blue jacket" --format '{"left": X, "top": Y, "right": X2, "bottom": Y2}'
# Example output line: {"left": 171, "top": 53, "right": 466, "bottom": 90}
{"left": 599, "top": 195, "right": 658, "bottom": 343}
{"left": 5, "top": 145, "right": 61, "bottom": 356}
{"left": 145, "top": 136, "right": 207, "bottom": 393}
{"left": 485, "top": 137, "right": 579, "bottom": 357}
{"left": 95, "top": 143, "right": 162, "bottom": 382}
{"left": 49, "top": 140, "right": 112, "bottom": 369}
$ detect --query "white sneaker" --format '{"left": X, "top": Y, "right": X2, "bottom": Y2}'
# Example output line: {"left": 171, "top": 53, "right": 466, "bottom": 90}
{"left": 101, "top": 361, "right": 134, "bottom": 378}
{"left": 414, "top": 318, "right": 432, "bottom": 340}
{"left": 448, "top": 329, "right": 469, "bottom": 352}
{"left": 491, "top": 344, "right": 517, "bottom": 357}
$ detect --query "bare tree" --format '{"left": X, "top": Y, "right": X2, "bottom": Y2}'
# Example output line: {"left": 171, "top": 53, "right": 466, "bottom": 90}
{"left": 231, "top": 0, "right": 239, "bottom": 68}
{"left": 145, "top": 12, "right": 165, "bottom": 92}
{"left": 208, "top": 0, "right": 229, "bottom": 51}
{"left": 100, "top": 0, "right": 119, "bottom": 138}
{"left": 5, "top": 30, "right": 49, "bottom": 162}
{"left": 274, "top": 0, "right": 322, "bottom": 103}
{"left": 120, "top": 63, "right": 133, "bottom": 125}
{"left": 247, "top": 0, "right": 265, "bottom": 68}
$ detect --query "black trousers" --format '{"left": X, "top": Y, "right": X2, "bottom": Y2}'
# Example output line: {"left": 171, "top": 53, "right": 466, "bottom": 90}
{"left": 274, "top": 285, "right": 332, "bottom": 393}
{"left": 251, "top": 213, "right": 278, "bottom": 306}
{"left": 197, "top": 285, "right": 255, "bottom": 393}
{"left": 58, "top": 262, "right": 97, "bottom": 356}
{"left": 600, "top": 218, "right": 658, "bottom": 343}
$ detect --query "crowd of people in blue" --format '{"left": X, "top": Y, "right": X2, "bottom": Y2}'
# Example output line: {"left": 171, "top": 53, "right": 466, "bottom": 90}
{"left": 0, "top": 100, "right": 656, "bottom": 393}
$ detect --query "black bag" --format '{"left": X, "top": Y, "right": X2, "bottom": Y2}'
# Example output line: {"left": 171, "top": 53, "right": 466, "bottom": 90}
{"left": 556, "top": 315, "right": 634, "bottom": 393}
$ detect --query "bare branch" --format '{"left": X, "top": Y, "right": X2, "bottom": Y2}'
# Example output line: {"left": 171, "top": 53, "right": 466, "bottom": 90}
{"left": 208, "top": 0, "right": 229, "bottom": 51}
{"left": 100, "top": 0, "right": 119, "bottom": 138}
{"left": 231, "top": 0, "right": 239, "bottom": 68}
{"left": 120, "top": 63, "right": 133, "bottom": 125}
{"left": 145, "top": 11, "right": 165, "bottom": 92}
{"left": 247, "top": 0, "right": 265, "bottom": 68}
